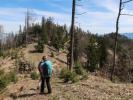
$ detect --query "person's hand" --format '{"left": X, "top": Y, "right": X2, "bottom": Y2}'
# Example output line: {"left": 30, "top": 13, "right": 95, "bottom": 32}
{"left": 52, "top": 63, "right": 57, "bottom": 67}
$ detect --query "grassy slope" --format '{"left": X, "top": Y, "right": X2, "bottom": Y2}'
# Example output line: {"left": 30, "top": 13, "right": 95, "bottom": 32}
{"left": 0, "top": 43, "right": 133, "bottom": 100}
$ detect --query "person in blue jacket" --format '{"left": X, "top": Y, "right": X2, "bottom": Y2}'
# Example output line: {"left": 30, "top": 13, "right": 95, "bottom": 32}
{"left": 39, "top": 55, "right": 53, "bottom": 94}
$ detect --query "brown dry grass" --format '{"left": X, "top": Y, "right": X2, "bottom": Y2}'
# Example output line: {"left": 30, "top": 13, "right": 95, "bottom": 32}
{"left": 0, "top": 43, "right": 133, "bottom": 100}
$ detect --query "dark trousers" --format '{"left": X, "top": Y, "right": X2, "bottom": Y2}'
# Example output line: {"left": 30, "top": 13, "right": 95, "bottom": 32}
{"left": 41, "top": 76, "right": 52, "bottom": 93}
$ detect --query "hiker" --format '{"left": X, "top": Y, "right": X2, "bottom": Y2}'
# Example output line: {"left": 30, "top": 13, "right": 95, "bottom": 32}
{"left": 39, "top": 55, "right": 53, "bottom": 94}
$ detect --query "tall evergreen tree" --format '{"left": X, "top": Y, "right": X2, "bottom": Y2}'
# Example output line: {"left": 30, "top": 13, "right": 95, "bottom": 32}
{"left": 73, "top": 27, "right": 81, "bottom": 64}
{"left": 19, "top": 25, "right": 22, "bottom": 34}
{"left": 98, "top": 37, "right": 107, "bottom": 68}
{"left": 51, "top": 26, "right": 65, "bottom": 51}
{"left": 63, "top": 24, "right": 69, "bottom": 41}
{"left": 46, "top": 17, "right": 53, "bottom": 41}
{"left": 41, "top": 17, "right": 48, "bottom": 44}
{"left": 87, "top": 36, "right": 99, "bottom": 72}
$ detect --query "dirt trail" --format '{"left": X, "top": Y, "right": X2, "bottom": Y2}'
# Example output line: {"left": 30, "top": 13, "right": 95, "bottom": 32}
{"left": 1, "top": 44, "right": 133, "bottom": 100}
{"left": 23, "top": 44, "right": 67, "bottom": 70}
{"left": 2, "top": 75, "right": 133, "bottom": 100}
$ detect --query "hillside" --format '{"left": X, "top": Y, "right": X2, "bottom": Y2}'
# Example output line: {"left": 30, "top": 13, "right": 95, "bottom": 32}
{"left": 0, "top": 43, "right": 133, "bottom": 100}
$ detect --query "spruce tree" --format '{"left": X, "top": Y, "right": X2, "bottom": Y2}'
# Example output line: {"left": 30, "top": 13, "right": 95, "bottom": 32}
{"left": 87, "top": 36, "right": 99, "bottom": 72}
{"left": 73, "top": 28, "right": 80, "bottom": 64}
{"left": 98, "top": 37, "right": 107, "bottom": 68}
{"left": 35, "top": 39, "right": 44, "bottom": 53}
{"left": 41, "top": 17, "right": 48, "bottom": 44}
{"left": 51, "top": 26, "right": 64, "bottom": 51}
{"left": 46, "top": 17, "right": 53, "bottom": 41}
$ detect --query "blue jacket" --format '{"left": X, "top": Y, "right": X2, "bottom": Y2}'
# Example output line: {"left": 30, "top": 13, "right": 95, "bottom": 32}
{"left": 41, "top": 60, "right": 52, "bottom": 77}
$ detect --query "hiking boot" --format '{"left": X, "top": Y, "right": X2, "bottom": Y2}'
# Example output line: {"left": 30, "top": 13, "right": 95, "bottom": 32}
{"left": 48, "top": 91, "right": 52, "bottom": 94}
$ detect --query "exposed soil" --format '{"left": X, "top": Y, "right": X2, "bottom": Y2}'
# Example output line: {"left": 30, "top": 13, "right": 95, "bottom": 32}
{"left": 0, "top": 44, "right": 133, "bottom": 100}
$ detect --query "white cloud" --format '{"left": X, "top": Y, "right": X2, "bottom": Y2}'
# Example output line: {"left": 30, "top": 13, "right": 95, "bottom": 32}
{"left": 92, "top": 0, "right": 119, "bottom": 12}
{"left": 0, "top": 7, "right": 71, "bottom": 33}
{"left": 0, "top": 0, "right": 133, "bottom": 34}
{"left": 75, "top": 0, "right": 133, "bottom": 33}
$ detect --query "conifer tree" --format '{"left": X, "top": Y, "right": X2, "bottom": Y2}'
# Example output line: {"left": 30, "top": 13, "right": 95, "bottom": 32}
{"left": 73, "top": 28, "right": 80, "bottom": 64}
{"left": 51, "top": 26, "right": 64, "bottom": 51}
{"left": 46, "top": 17, "right": 53, "bottom": 41}
{"left": 41, "top": 17, "right": 48, "bottom": 44}
{"left": 87, "top": 36, "right": 99, "bottom": 72}
{"left": 35, "top": 39, "right": 44, "bottom": 53}
{"left": 98, "top": 37, "right": 107, "bottom": 68}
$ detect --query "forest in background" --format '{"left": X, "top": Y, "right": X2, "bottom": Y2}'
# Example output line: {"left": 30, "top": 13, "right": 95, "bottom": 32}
{"left": 0, "top": 16, "right": 133, "bottom": 83}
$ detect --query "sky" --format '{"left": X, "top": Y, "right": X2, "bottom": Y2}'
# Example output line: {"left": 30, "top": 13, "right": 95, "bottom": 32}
{"left": 0, "top": 0, "right": 133, "bottom": 34}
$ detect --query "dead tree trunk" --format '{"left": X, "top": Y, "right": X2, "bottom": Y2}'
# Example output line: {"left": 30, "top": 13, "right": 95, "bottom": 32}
{"left": 24, "top": 9, "right": 30, "bottom": 47}
{"left": 111, "top": 0, "right": 122, "bottom": 81}
{"left": 69, "top": 0, "right": 76, "bottom": 71}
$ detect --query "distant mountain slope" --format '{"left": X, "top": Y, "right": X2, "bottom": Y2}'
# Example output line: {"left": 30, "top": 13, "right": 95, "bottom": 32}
{"left": 123, "top": 33, "right": 133, "bottom": 39}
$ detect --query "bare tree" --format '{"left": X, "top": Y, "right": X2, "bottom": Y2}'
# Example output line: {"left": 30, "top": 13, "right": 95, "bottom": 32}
{"left": 24, "top": 9, "right": 36, "bottom": 47}
{"left": 68, "top": 0, "right": 86, "bottom": 71}
{"left": 111, "top": 0, "right": 133, "bottom": 81}
{"left": 69, "top": 0, "right": 76, "bottom": 71}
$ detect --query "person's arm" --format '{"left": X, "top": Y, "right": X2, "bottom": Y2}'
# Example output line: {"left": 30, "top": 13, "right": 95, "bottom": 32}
{"left": 38, "top": 62, "right": 41, "bottom": 74}
{"left": 40, "top": 66, "right": 44, "bottom": 78}
{"left": 38, "top": 62, "right": 43, "bottom": 77}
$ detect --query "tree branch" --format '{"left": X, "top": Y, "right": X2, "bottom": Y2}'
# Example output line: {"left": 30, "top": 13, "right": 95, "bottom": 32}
{"left": 76, "top": 4, "right": 83, "bottom": 6}
{"left": 122, "top": 0, "right": 133, "bottom": 4}
{"left": 76, "top": 12, "right": 86, "bottom": 15}
{"left": 121, "top": 13, "right": 133, "bottom": 16}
